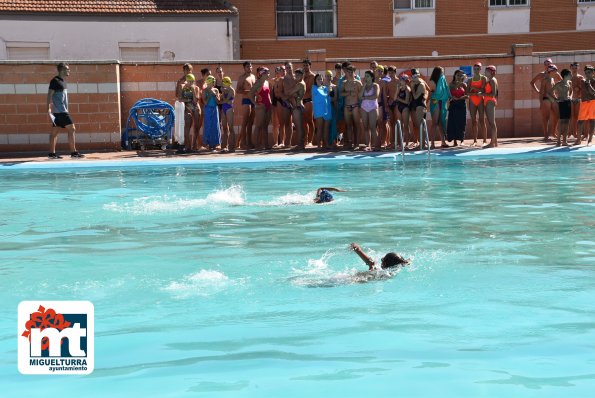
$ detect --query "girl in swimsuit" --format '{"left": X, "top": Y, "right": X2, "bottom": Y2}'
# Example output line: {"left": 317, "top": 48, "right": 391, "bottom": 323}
{"left": 428, "top": 66, "right": 450, "bottom": 149}
{"left": 219, "top": 76, "right": 235, "bottom": 152}
{"left": 446, "top": 70, "right": 468, "bottom": 146}
{"left": 394, "top": 74, "right": 412, "bottom": 149}
{"left": 202, "top": 75, "right": 221, "bottom": 151}
{"left": 358, "top": 70, "right": 380, "bottom": 151}
{"left": 312, "top": 74, "right": 332, "bottom": 149}
{"left": 251, "top": 67, "right": 273, "bottom": 150}
{"left": 178, "top": 73, "right": 200, "bottom": 153}
{"left": 467, "top": 62, "right": 487, "bottom": 146}
{"left": 411, "top": 70, "right": 428, "bottom": 150}
{"left": 483, "top": 66, "right": 499, "bottom": 148}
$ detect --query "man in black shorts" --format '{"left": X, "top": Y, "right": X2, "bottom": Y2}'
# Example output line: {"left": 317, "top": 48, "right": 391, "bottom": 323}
{"left": 47, "top": 62, "right": 84, "bottom": 159}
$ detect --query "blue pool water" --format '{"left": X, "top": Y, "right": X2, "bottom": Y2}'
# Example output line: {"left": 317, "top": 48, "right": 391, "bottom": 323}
{"left": 1, "top": 152, "right": 595, "bottom": 397}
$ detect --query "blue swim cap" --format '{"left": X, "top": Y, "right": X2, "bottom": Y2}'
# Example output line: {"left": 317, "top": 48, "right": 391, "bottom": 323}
{"left": 318, "top": 189, "right": 333, "bottom": 203}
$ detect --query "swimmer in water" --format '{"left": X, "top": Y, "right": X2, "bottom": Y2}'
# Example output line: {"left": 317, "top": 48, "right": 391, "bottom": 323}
{"left": 314, "top": 187, "right": 346, "bottom": 203}
{"left": 350, "top": 242, "right": 409, "bottom": 271}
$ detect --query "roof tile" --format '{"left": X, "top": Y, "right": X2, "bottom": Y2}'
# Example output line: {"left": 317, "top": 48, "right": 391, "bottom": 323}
{"left": 0, "top": 0, "right": 237, "bottom": 15}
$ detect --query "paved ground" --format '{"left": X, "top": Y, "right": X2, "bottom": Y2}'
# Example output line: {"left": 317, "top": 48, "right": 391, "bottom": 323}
{"left": 0, "top": 137, "right": 592, "bottom": 166}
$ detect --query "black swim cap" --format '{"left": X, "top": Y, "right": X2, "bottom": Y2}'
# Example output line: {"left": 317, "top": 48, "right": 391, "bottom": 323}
{"left": 381, "top": 252, "right": 408, "bottom": 269}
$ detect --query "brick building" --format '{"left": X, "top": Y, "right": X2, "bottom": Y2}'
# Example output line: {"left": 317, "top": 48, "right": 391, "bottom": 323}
{"left": 233, "top": 0, "right": 595, "bottom": 59}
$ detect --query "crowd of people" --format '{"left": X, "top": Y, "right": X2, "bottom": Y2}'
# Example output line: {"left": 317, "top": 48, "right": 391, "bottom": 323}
{"left": 531, "top": 58, "right": 595, "bottom": 147}
{"left": 174, "top": 61, "right": 494, "bottom": 153}
{"left": 173, "top": 59, "right": 595, "bottom": 154}
{"left": 46, "top": 59, "right": 595, "bottom": 159}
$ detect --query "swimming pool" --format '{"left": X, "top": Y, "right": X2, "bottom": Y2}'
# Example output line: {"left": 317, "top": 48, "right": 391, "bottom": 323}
{"left": 1, "top": 151, "right": 594, "bottom": 397}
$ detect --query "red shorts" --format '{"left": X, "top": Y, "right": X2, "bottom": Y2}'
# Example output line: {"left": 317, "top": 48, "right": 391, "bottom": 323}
{"left": 578, "top": 100, "right": 595, "bottom": 121}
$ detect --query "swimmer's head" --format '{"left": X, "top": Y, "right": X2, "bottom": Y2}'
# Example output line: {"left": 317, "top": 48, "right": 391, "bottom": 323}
{"left": 205, "top": 75, "right": 216, "bottom": 86}
{"left": 222, "top": 76, "right": 232, "bottom": 87}
{"left": 381, "top": 252, "right": 409, "bottom": 269}
{"left": 185, "top": 73, "right": 196, "bottom": 82}
{"left": 316, "top": 189, "right": 333, "bottom": 203}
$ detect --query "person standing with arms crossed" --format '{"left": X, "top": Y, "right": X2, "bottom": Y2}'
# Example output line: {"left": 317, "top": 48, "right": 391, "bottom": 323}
{"left": 47, "top": 63, "right": 84, "bottom": 159}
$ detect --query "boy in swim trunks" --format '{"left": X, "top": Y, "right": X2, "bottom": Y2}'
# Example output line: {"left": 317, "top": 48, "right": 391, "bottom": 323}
{"left": 340, "top": 65, "right": 363, "bottom": 149}
{"left": 314, "top": 187, "right": 346, "bottom": 203}
{"left": 350, "top": 243, "right": 409, "bottom": 271}
{"left": 236, "top": 61, "right": 256, "bottom": 149}
{"left": 552, "top": 69, "right": 573, "bottom": 146}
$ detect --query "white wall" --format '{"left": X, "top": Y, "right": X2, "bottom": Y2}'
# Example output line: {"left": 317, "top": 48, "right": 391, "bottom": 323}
{"left": 577, "top": 4, "right": 595, "bottom": 31}
{"left": 0, "top": 18, "right": 234, "bottom": 61}
{"left": 393, "top": 10, "right": 435, "bottom": 37}
{"left": 488, "top": 8, "right": 530, "bottom": 34}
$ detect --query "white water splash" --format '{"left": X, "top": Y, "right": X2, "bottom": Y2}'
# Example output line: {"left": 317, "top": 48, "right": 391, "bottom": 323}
{"left": 163, "top": 269, "right": 231, "bottom": 298}
{"left": 103, "top": 185, "right": 246, "bottom": 214}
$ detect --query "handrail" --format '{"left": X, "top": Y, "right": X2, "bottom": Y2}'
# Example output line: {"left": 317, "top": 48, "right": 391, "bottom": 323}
{"left": 395, "top": 120, "right": 405, "bottom": 158}
{"left": 420, "top": 119, "right": 431, "bottom": 155}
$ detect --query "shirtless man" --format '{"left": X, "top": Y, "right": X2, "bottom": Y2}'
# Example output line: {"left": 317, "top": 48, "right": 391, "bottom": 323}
{"left": 236, "top": 61, "right": 256, "bottom": 149}
{"left": 340, "top": 65, "right": 363, "bottom": 149}
{"left": 576, "top": 65, "right": 595, "bottom": 146}
{"left": 286, "top": 68, "right": 306, "bottom": 149}
{"left": 385, "top": 66, "right": 399, "bottom": 148}
{"left": 175, "top": 63, "right": 202, "bottom": 149}
{"left": 302, "top": 59, "right": 316, "bottom": 146}
{"left": 570, "top": 62, "right": 585, "bottom": 140}
{"left": 531, "top": 58, "right": 562, "bottom": 141}
{"left": 552, "top": 69, "right": 573, "bottom": 146}
{"left": 282, "top": 62, "right": 297, "bottom": 146}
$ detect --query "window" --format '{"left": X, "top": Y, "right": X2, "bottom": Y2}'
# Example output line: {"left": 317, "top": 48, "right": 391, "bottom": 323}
{"left": 6, "top": 42, "right": 49, "bottom": 60}
{"left": 578, "top": 0, "right": 595, "bottom": 3}
{"left": 489, "top": 0, "right": 529, "bottom": 6}
{"left": 393, "top": 0, "right": 434, "bottom": 9}
{"left": 119, "top": 43, "right": 159, "bottom": 61}
{"left": 277, "top": 0, "right": 336, "bottom": 37}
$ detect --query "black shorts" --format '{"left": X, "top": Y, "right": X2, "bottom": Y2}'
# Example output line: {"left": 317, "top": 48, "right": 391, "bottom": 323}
{"left": 52, "top": 112, "right": 73, "bottom": 128}
{"left": 558, "top": 100, "right": 571, "bottom": 120}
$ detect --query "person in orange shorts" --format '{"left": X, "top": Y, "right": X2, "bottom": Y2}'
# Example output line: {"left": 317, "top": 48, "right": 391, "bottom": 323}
{"left": 575, "top": 65, "right": 595, "bottom": 146}
{"left": 467, "top": 62, "right": 487, "bottom": 146}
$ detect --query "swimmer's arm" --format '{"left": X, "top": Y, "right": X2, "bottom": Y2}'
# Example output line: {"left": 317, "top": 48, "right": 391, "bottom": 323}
{"left": 318, "top": 187, "right": 346, "bottom": 193}
{"left": 350, "top": 243, "right": 375, "bottom": 270}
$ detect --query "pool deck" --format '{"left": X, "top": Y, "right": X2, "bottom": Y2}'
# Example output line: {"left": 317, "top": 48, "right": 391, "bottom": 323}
{"left": 1, "top": 137, "right": 593, "bottom": 168}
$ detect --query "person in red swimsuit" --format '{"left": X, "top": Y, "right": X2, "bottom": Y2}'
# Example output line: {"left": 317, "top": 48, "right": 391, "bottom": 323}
{"left": 467, "top": 62, "right": 487, "bottom": 146}
{"left": 446, "top": 69, "right": 468, "bottom": 146}
{"left": 250, "top": 67, "right": 273, "bottom": 150}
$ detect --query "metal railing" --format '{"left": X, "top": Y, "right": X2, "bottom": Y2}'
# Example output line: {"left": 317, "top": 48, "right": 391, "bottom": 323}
{"left": 395, "top": 120, "right": 405, "bottom": 158}
{"left": 420, "top": 119, "right": 431, "bottom": 155}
